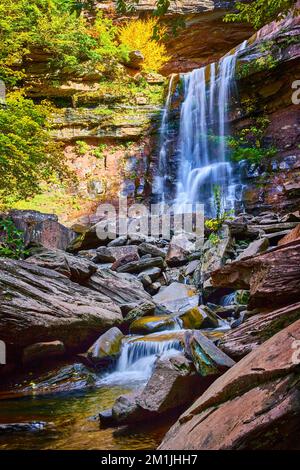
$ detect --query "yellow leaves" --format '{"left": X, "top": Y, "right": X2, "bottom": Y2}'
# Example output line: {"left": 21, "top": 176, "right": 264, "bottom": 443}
{"left": 118, "top": 18, "right": 170, "bottom": 72}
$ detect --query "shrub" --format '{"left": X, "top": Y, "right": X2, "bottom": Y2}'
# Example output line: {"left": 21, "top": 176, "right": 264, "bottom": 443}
{"left": 118, "top": 18, "right": 170, "bottom": 72}
{"left": 0, "top": 218, "right": 28, "bottom": 259}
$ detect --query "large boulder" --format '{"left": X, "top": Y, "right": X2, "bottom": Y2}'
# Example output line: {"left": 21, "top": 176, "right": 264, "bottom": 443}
{"left": 0, "top": 259, "right": 123, "bottom": 364}
{"left": 8, "top": 210, "right": 76, "bottom": 251}
{"left": 153, "top": 282, "right": 198, "bottom": 312}
{"left": 26, "top": 249, "right": 97, "bottom": 283}
{"left": 22, "top": 341, "right": 66, "bottom": 365}
{"left": 219, "top": 302, "right": 300, "bottom": 360}
{"left": 108, "top": 354, "right": 204, "bottom": 425}
{"left": 211, "top": 241, "right": 300, "bottom": 309}
{"left": 179, "top": 306, "right": 220, "bottom": 329}
{"left": 159, "top": 320, "right": 300, "bottom": 450}
{"left": 184, "top": 331, "right": 235, "bottom": 376}
{"left": 86, "top": 327, "right": 123, "bottom": 367}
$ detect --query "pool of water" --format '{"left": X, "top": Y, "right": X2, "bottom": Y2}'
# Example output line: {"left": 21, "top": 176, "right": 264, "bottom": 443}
{"left": 0, "top": 361, "right": 174, "bottom": 450}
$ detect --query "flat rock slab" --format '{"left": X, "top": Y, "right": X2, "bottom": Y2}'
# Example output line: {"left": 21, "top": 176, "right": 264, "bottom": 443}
{"left": 116, "top": 257, "right": 165, "bottom": 274}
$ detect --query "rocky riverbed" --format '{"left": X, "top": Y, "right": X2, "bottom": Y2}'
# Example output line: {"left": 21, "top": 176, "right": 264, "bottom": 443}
{"left": 1, "top": 207, "right": 300, "bottom": 450}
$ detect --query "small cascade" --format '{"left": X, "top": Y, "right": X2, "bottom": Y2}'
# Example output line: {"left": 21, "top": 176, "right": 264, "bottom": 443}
{"left": 220, "top": 292, "right": 236, "bottom": 306}
{"left": 101, "top": 336, "right": 183, "bottom": 385}
{"left": 155, "top": 41, "right": 247, "bottom": 216}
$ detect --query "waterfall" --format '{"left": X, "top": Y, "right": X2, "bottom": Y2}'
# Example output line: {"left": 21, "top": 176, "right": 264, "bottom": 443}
{"left": 154, "top": 74, "right": 176, "bottom": 200}
{"left": 155, "top": 42, "right": 247, "bottom": 216}
{"left": 101, "top": 337, "right": 182, "bottom": 386}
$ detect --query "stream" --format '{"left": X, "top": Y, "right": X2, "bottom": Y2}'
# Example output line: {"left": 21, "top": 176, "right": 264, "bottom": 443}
{"left": 0, "top": 340, "right": 181, "bottom": 450}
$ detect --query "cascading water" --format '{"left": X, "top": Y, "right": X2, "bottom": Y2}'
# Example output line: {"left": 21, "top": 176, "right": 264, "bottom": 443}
{"left": 154, "top": 74, "right": 176, "bottom": 199}
{"left": 155, "top": 42, "right": 247, "bottom": 216}
{"left": 101, "top": 336, "right": 183, "bottom": 385}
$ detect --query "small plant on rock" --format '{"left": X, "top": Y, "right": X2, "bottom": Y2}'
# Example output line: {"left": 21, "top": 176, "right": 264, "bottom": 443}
{"left": 0, "top": 218, "right": 28, "bottom": 259}
{"left": 205, "top": 185, "right": 234, "bottom": 242}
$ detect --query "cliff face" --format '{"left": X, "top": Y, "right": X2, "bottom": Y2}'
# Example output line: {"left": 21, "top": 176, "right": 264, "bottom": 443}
{"left": 13, "top": 1, "right": 300, "bottom": 223}
{"left": 235, "top": 10, "right": 300, "bottom": 214}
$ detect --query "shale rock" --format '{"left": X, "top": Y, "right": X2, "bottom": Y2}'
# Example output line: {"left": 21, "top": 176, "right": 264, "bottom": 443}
{"left": 0, "top": 259, "right": 122, "bottom": 357}
{"left": 159, "top": 320, "right": 300, "bottom": 450}
{"left": 116, "top": 257, "right": 165, "bottom": 274}
{"left": 219, "top": 302, "right": 300, "bottom": 360}
{"left": 110, "top": 354, "right": 203, "bottom": 425}
{"left": 26, "top": 249, "right": 97, "bottom": 283}
{"left": 86, "top": 269, "right": 152, "bottom": 307}
{"left": 22, "top": 341, "right": 66, "bottom": 365}
{"left": 211, "top": 241, "right": 300, "bottom": 309}
{"left": 8, "top": 210, "right": 76, "bottom": 251}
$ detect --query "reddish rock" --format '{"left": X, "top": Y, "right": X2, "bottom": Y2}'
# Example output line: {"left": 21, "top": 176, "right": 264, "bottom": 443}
{"left": 111, "top": 252, "right": 140, "bottom": 271}
{"left": 278, "top": 223, "right": 300, "bottom": 246}
{"left": 219, "top": 302, "right": 300, "bottom": 360}
{"left": 22, "top": 341, "right": 66, "bottom": 365}
{"left": 9, "top": 210, "right": 76, "bottom": 251}
{"left": 0, "top": 259, "right": 122, "bottom": 358}
{"left": 159, "top": 320, "right": 300, "bottom": 450}
{"left": 211, "top": 242, "right": 300, "bottom": 309}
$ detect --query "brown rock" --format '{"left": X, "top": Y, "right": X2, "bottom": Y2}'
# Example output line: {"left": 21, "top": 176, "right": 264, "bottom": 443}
{"left": 8, "top": 210, "right": 76, "bottom": 251}
{"left": 96, "top": 245, "right": 139, "bottom": 264}
{"left": 111, "top": 252, "right": 140, "bottom": 271}
{"left": 159, "top": 320, "right": 300, "bottom": 450}
{"left": 0, "top": 259, "right": 122, "bottom": 356}
{"left": 219, "top": 302, "right": 300, "bottom": 360}
{"left": 22, "top": 341, "right": 65, "bottom": 365}
{"left": 26, "top": 249, "right": 97, "bottom": 283}
{"left": 110, "top": 354, "right": 204, "bottom": 425}
{"left": 86, "top": 269, "right": 152, "bottom": 307}
{"left": 211, "top": 242, "right": 300, "bottom": 309}
{"left": 278, "top": 223, "right": 300, "bottom": 246}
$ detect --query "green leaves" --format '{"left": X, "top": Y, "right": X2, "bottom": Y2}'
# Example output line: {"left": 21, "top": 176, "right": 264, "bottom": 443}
{"left": 0, "top": 92, "right": 69, "bottom": 206}
{"left": 0, "top": 218, "right": 28, "bottom": 259}
{"left": 224, "top": 0, "right": 296, "bottom": 30}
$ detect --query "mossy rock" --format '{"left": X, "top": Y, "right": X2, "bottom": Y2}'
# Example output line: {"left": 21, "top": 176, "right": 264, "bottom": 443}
{"left": 129, "top": 316, "right": 177, "bottom": 335}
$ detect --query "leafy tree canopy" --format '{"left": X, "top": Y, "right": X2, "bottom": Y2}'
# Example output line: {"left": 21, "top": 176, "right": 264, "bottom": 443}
{"left": 224, "top": 0, "right": 296, "bottom": 30}
{"left": 0, "top": 92, "right": 70, "bottom": 206}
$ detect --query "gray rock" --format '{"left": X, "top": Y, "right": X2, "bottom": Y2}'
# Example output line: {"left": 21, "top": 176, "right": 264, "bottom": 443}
{"left": 138, "top": 242, "right": 166, "bottom": 258}
{"left": 26, "top": 249, "right": 97, "bottom": 283}
{"left": 86, "top": 269, "right": 151, "bottom": 307}
{"left": 236, "top": 237, "right": 269, "bottom": 261}
{"left": 96, "top": 245, "right": 139, "bottom": 263}
{"left": 87, "top": 327, "right": 123, "bottom": 367}
{"left": 116, "top": 257, "right": 165, "bottom": 274}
